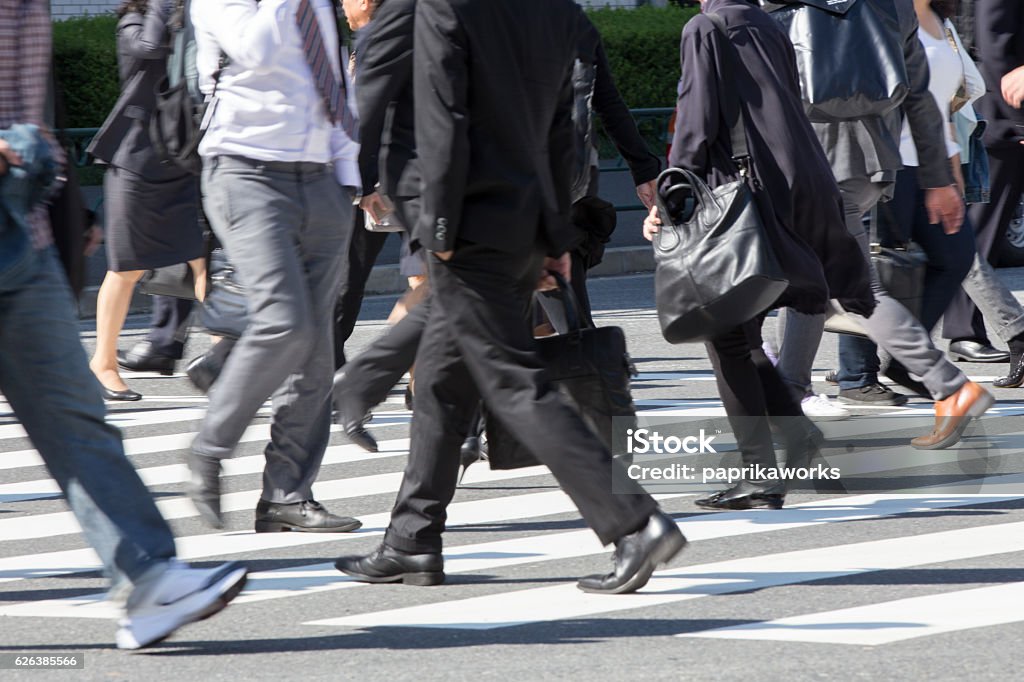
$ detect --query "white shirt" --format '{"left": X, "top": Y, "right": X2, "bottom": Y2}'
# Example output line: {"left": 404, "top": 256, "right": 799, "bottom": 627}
{"left": 191, "top": 0, "right": 360, "bottom": 189}
{"left": 899, "top": 25, "right": 963, "bottom": 167}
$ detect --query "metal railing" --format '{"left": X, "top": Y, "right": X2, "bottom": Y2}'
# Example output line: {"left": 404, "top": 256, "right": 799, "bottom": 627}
{"left": 58, "top": 106, "right": 676, "bottom": 213}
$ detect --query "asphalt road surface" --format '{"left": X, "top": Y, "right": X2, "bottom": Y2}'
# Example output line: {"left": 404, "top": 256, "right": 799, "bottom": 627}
{"left": 2, "top": 271, "right": 1023, "bottom": 681}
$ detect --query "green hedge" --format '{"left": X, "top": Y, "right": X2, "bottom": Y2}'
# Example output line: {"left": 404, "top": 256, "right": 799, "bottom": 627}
{"left": 53, "top": 6, "right": 693, "bottom": 129}
{"left": 588, "top": 5, "right": 696, "bottom": 109}
{"left": 53, "top": 14, "right": 120, "bottom": 129}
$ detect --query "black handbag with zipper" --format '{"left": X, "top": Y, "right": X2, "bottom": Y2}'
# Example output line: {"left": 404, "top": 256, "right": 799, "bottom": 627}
{"left": 485, "top": 273, "right": 638, "bottom": 471}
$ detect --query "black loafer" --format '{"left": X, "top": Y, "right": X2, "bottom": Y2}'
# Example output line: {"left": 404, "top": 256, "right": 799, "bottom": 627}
{"left": 186, "top": 450, "right": 223, "bottom": 529}
{"left": 948, "top": 339, "right": 1010, "bottom": 363}
{"left": 117, "top": 341, "right": 176, "bottom": 375}
{"left": 695, "top": 481, "right": 786, "bottom": 510}
{"left": 577, "top": 510, "right": 687, "bottom": 595}
{"left": 335, "top": 544, "right": 445, "bottom": 586}
{"left": 101, "top": 385, "right": 142, "bottom": 402}
{"left": 254, "top": 499, "right": 362, "bottom": 533}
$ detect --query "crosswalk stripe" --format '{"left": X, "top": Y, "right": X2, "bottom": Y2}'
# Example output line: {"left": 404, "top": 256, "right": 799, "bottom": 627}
{"left": 2, "top": 489, "right": 1017, "bottom": 619}
{"left": 304, "top": 517, "right": 1024, "bottom": 631}
{"left": 0, "top": 462, "right": 552, "bottom": 543}
{"left": 678, "top": 581, "right": 1024, "bottom": 645}
{"left": 0, "top": 438, "right": 411, "bottom": 502}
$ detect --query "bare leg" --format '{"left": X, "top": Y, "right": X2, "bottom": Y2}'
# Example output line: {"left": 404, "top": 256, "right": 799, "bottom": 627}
{"left": 89, "top": 269, "right": 144, "bottom": 392}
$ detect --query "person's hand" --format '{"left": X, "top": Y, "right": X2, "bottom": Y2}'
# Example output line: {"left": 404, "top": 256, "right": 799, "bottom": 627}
{"left": 636, "top": 180, "right": 657, "bottom": 210}
{"left": 925, "top": 185, "right": 965, "bottom": 235}
{"left": 359, "top": 192, "right": 389, "bottom": 222}
{"left": 1002, "top": 66, "right": 1024, "bottom": 108}
{"left": 0, "top": 139, "right": 22, "bottom": 177}
{"left": 537, "top": 252, "right": 571, "bottom": 291}
{"left": 642, "top": 204, "right": 662, "bottom": 242}
{"left": 433, "top": 250, "right": 453, "bottom": 261}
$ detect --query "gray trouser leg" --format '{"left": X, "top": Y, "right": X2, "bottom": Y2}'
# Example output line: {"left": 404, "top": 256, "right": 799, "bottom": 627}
{"left": 839, "top": 177, "right": 965, "bottom": 400}
{"left": 961, "top": 253, "right": 1024, "bottom": 343}
{"left": 774, "top": 308, "right": 824, "bottom": 398}
{"left": 195, "top": 157, "right": 351, "bottom": 503}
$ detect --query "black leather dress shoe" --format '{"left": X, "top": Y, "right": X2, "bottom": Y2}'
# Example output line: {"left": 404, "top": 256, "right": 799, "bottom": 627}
{"left": 335, "top": 544, "right": 445, "bottom": 585}
{"left": 577, "top": 510, "right": 687, "bottom": 595}
{"left": 695, "top": 481, "right": 786, "bottom": 510}
{"left": 332, "top": 371, "right": 378, "bottom": 453}
{"left": 186, "top": 353, "right": 220, "bottom": 394}
{"left": 254, "top": 499, "right": 362, "bottom": 533}
{"left": 186, "top": 450, "right": 223, "bottom": 529}
{"left": 117, "top": 341, "right": 177, "bottom": 375}
{"left": 101, "top": 385, "right": 142, "bottom": 402}
{"left": 995, "top": 355, "right": 1024, "bottom": 388}
{"left": 948, "top": 339, "right": 1010, "bottom": 363}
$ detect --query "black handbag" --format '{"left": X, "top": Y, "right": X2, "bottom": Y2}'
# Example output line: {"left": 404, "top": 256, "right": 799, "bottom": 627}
{"left": 139, "top": 262, "right": 196, "bottom": 299}
{"left": 764, "top": 0, "right": 909, "bottom": 122}
{"left": 199, "top": 247, "right": 249, "bottom": 339}
{"left": 485, "top": 274, "right": 638, "bottom": 471}
{"left": 824, "top": 242, "right": 927, "bottom": 337}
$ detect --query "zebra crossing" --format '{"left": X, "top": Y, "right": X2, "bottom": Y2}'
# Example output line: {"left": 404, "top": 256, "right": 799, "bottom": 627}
{"left": 2, "top": 373, "right": 1024, "bottom": 669}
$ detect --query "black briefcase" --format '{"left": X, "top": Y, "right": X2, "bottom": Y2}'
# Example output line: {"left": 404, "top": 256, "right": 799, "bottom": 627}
{"left": 485, "top": 274, "right": 638, "bottom": 470}
{"left": 139, "top": 262, "right": 196, "bottom": 299}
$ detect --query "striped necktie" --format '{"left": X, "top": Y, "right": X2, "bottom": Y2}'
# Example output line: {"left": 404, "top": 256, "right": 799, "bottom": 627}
{"left": 295, "top": 0, "right": 358, "bottom": 140}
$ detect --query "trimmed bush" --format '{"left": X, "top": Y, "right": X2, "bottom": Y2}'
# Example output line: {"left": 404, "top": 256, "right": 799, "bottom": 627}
{"left": 53, "top": 6, "right": 694, "bottom": 130}
{"left": 588, "top": 5, "right": 697, "bottom": 109}
{"left": 53, "top": 14, "right": 121, "bottom": 130}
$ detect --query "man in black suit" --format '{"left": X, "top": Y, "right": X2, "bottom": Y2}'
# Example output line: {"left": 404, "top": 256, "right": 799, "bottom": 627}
{"left": 335, "top": 0, "right": 684, "bottom": 595}
{"left": 943, "top": 1, "right": 1024, "bottom": 355}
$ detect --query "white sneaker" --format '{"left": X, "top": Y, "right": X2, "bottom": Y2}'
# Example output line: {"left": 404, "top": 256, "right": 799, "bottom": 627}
{"left": 116, "top": 560, "right": 248, "bottom": 650}
{"left": 801, "top": 393, "right": 850, "bottom": 421}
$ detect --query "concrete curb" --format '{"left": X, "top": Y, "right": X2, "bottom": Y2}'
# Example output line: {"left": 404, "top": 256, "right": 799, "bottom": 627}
{"left": 76, "top": 245, "right": 657, "bottom": 319}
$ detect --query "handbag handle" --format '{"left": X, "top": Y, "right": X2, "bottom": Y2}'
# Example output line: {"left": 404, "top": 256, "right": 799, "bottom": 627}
{"left": 535, "top": 270, "right": 591, "bottom": 337}
{"left": 653, "top": 166, "right": 722, "bottom": 252}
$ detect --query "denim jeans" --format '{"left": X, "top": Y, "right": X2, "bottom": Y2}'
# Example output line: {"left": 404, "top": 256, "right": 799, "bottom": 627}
{"left": 0, "top": 248, "right": 176, "bottom": 593}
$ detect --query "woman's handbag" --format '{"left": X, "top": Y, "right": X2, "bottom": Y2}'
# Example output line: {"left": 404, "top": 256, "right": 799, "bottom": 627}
{"left": 484, "top": 274, "right": 638, "bottom": 471}
{"left": 824, "top": 242, "right": 927, "bottom": 337}
{"left": 653, "top": 166, "right": 789, "bottom": 344}
{"left": 199, "top": 247, "right": 248, "bottom": 339}
{"left": 139, "top": 262, "right": 195, "bottom": 299}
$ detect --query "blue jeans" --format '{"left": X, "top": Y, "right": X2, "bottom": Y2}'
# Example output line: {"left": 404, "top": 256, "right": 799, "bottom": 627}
{"left": 0, "top": 248, "right": 176, "bottom": 592}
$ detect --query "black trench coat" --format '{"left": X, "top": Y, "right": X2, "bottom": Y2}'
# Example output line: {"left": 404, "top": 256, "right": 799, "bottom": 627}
{"left": 668, "top": 0, "right": 874, "bottom": 317}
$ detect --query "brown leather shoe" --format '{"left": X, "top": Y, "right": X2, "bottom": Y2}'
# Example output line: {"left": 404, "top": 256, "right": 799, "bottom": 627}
{"left": 911, "top": 381, "right": 994, "bottom": 450}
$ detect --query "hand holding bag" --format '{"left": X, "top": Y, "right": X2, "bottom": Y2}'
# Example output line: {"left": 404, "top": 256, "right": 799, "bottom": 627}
{"left": 485, "top": 273, "right": 638, "bottom": 470}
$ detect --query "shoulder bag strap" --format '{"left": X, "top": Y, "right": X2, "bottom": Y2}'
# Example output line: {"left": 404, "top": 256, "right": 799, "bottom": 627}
{"left": 703, "top": 12, "right": 750, "bottom": 164}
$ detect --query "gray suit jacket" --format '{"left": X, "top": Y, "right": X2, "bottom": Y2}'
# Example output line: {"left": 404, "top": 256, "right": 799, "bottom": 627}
{"left": 798, "top": 0, "right": 955, "bottom": 190}
{"left": 87, "top": 5, "right": 179, "bottom": 179}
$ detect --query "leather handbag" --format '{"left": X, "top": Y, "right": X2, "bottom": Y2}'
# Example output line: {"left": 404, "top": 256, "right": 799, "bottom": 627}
{"left": 824, "top": 242, "right": 927, "bottom": 337}
{"left": 764, "top": 0, "right": 909, "bottom": 122}
{"left": 139, "top": 262, "right": 196, "bottom": 299}
{"left": 199, "top": 247, "right": 249, "bottom": 339}
{"left": 485, "top": 274, "right": 638, "bottom": 470}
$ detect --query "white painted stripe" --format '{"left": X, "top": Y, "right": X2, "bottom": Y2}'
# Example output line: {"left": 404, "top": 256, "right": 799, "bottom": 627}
{"left": 0, "top": 462, "right": 551, "bottom": 543}
{"left": 680, "top": 581, "right": 1024, "bottom": 645}
{"left": 0, "top": 407, "right": 218, "bottom": 441}
{"left": 0, "top": 491, "right": 1009, "bottom": 621}
{"left": 0, "top": 487, "right": 626, "bottom": 583}
{"left": 0, "top": 439, "right": 411, "bottom": 503}
{"left": 306, "top": 519, "right": 1024, "bottom": 630}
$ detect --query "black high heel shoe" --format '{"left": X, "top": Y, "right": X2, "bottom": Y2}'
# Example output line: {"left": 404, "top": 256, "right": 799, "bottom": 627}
{"left": 101, "top": 385, "right": 142, "bottom": 402}
{"left": 994, "top": 355, "right": 1024, "bottom": 388}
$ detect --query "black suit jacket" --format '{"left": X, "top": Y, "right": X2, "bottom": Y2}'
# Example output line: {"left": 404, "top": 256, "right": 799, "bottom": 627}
{"left": 412, "top": 0, "right": 586, "bottom": 257}
{"left": 356, "top": 0, "right": 419, "bottom": 201}
{"left": 87, "top": 5, "right": 182, "bottom": 179}
{"left": 974, "top": 0, "right": 1024, "bottom": 148}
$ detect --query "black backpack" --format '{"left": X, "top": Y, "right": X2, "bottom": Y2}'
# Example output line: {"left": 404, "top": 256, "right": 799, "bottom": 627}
{"left": 149, "top": 0, "right": 215, "bottom": 175}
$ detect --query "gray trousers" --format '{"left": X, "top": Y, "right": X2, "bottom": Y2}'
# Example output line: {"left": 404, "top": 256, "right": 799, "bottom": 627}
{"left": 777, "top": 176, "right": 965, "bottom": 401}
{"left": 194, "top": 156, "right": 352, "bottom": 504}
{"left": 961, "top": 253, "right": 1024, "bottom": 343}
